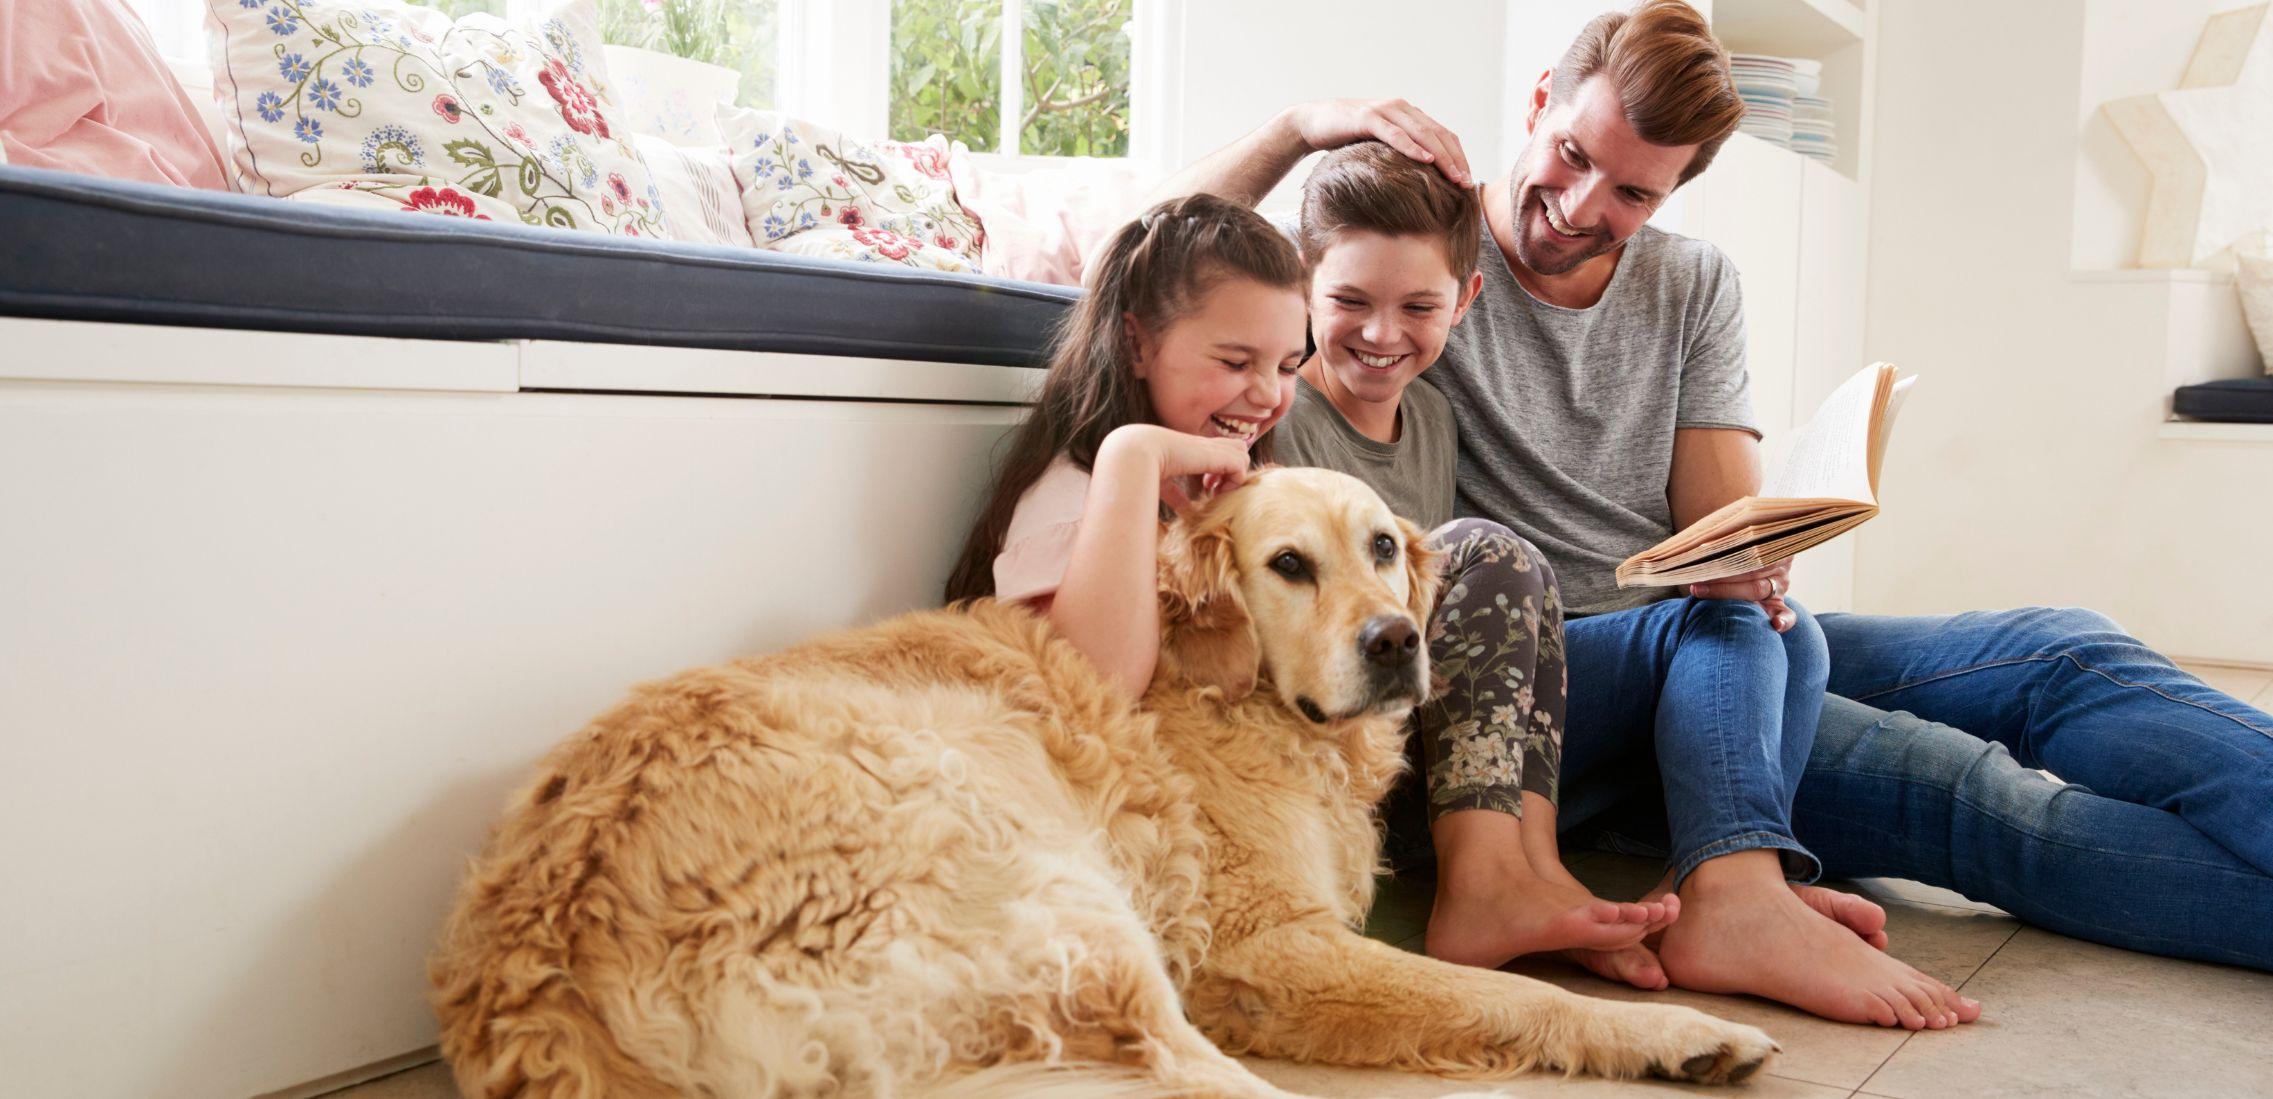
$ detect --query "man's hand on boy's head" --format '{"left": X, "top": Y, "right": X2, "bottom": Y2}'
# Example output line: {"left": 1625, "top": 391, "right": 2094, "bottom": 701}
{"left": 1284, "top": 99, "right": 1473, "bottom": 188}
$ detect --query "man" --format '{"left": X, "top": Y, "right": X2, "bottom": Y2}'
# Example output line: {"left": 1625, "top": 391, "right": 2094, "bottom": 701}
{"left": 1157, "top": 0, "right": 2273, "bottom": 1025}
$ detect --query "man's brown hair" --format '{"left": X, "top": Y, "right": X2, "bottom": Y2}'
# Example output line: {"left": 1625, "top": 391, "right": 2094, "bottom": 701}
{"left": 1298, "top": 141, "right": 1483, "bottom": 279}
{"left": 1549, "top": 0, "right": 1744, "bottom": 185}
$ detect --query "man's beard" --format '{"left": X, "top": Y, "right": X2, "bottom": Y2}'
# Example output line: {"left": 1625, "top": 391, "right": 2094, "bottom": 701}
{"left": 1509, "top": 176, "right": 1620, "bottom": 278}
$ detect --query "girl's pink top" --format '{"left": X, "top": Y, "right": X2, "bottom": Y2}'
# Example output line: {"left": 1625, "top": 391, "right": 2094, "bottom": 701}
{"left": 992, "top": 455, "right": 1092, "bottom": 603}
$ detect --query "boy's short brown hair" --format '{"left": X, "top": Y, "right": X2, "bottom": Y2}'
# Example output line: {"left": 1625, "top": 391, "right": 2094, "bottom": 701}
{"left": 1550, "top": 0, "right": 1744, "bottom": 185}
{"left": 1297, "top": 141, "right": 1483, "bottom": 280}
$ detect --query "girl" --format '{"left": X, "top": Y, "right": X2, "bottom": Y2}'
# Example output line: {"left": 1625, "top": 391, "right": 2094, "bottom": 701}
{"left": 941, "top": 194, "right": 1308, "bottom": 701}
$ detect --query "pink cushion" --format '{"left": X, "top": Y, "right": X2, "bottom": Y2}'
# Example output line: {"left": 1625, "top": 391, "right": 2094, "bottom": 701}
{"left": 0, "top": 0, "right": 229, "bottom": 188}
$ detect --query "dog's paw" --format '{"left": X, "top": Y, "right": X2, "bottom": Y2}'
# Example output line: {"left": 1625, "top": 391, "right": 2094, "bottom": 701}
{"left": 1578, "top": 1001, "right": 1778, "bottom": 1085}
{"left": 1643, "top": 1008, "right": 1777, "bottom": 1085}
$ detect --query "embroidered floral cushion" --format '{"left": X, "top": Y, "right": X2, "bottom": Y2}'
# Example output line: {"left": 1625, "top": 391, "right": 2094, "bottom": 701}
{"left": 718, "top": 107, "right": 983, "bottom": 270}
{"left": 632, "top": 136, "right": 751, "bottom": 248}
{"left": 766, "top": 227, "right": 979, "bottom": 272}
{"left": 204, "top": 0, "right": 668, "bottom": 236}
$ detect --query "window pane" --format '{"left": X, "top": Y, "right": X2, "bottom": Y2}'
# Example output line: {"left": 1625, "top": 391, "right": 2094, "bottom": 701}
{"left": 426, "top": 0, "right": 508, "bottom": 16}
{"left": 596, "top": 0, "right": 778, "bottom": 109}
{"left": 889, "top": 0, "right": 1002, "bottom": 153}
{"left": 1021, "top": 0, "right": 1130, "bottom": 157}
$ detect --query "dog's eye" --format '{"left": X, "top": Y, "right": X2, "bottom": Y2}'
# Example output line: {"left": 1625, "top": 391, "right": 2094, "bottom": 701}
{"left": 1373, "top": 532, "right": 1398, "bottom": 563}
{"left": 1269, "top": 550, "right": 1310, "bottom": 581}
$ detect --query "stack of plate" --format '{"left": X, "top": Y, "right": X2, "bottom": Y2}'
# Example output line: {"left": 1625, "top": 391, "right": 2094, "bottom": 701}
{"left": 1791, "top": 94, "right": 1837, "bottom": 165}
{"left": 1730, "top": 53, "right": 1796, "bottom": 149}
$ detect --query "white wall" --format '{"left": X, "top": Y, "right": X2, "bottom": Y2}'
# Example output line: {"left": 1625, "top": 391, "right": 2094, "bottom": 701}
{"left": 1857, "top": 0, "right": 2273, "bottom": 664}
{"left": 1154, "top": 0, "right": 1509, "bottom": 196}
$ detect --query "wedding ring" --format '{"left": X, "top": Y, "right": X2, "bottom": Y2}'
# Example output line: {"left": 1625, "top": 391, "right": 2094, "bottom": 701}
{"left": 1769, "top": 577, "right": 1784, "bottom": 598}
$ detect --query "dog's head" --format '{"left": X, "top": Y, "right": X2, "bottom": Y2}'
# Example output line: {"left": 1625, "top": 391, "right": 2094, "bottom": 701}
{"left": 1155, "top": 467, "right": 1441, "bottom": 725}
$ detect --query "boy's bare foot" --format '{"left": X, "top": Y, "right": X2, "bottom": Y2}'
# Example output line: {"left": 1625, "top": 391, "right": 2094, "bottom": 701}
{"left": 1426, "top": 870, "right": 1670, "bottom": 968}
{"left": 1656, "top": 852, "right": 1981, "bottom": 1030}
{"left": 1564, "top": 942, "right": 1672, "bottom": 989}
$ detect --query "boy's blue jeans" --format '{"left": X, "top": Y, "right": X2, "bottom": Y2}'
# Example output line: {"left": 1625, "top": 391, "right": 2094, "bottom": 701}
{"left": 1561, "top": 604, "right": 2273, "bottom": 972}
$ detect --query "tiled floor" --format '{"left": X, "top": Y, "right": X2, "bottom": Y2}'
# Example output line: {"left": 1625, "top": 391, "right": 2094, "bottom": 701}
{"left": 325, "top": 664, "right": 2273, "bottom": 1099}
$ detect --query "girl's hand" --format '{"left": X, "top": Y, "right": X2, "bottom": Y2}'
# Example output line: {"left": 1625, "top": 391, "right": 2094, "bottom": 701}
{"left": 1111, "top": 425, "right": 1252, "bottom": 515}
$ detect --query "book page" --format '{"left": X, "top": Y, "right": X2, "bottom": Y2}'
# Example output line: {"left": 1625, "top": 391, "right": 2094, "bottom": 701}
{"left": 1761, "top": 363, "right": 1889, "bottom": 503}
{"left": 1866, "top": 375, "right": 1917, "bottom": 492}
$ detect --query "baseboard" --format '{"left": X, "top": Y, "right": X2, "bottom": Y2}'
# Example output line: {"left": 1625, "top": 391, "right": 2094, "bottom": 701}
{"left": 2171, "top": 655, "right": 2273, "bottom": 673}
{"left": 252, "top": 1047, "right": 440, "bottom": 1099}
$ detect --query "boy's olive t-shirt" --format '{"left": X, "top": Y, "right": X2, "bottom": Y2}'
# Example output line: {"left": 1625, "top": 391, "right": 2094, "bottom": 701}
{"left": 1274, "top": 373, "right": 1458, "bottom": 531}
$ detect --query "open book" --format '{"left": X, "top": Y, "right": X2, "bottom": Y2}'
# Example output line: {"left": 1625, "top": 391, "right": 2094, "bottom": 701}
{"left": 1615, "top": 362, "right": 1917, "bottom": 589}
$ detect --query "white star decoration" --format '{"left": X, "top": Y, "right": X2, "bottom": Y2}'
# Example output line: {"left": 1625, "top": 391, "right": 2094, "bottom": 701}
{"left": 2103, "top": 2, "right": 2273, "bottom": 271}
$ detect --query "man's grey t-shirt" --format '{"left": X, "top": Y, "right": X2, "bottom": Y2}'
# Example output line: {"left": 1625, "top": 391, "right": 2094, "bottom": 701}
{"left": 1436, "top": 220, "right": 1756, "bottom": 615}
{"left": 1274, "top": 373, "right": 1457, "bottom": 530}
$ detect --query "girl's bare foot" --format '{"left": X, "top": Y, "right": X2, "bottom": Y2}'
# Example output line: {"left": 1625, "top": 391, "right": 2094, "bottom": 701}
{"left": 1795, "top": 884, "right": 1890, "bottom": 950}
{"left": 1656, "top": 852, "right": 1982, "bottom": 1030}
{"left": 1564, "top": 942, "right": 1672, "bottom": 989}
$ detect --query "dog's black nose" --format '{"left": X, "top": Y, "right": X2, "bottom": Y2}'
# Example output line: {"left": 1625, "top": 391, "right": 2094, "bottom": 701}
{"left": 1358, "top": 616, "right": 1420, "bottom": 670}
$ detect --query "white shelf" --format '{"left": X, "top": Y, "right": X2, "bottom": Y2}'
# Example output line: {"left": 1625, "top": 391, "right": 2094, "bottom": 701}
{"left": 1712, "top": 0, "right": 1865, "bottom": 57}
{"left": 2159, "top": 420, "right": 2273, "bottom": 444}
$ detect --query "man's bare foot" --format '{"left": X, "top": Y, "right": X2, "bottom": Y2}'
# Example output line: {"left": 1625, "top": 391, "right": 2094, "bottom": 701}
{"left": 1796, "top": 884, "right": 1890, "bottom": 950}
{"left": 1426, "top": 870, "right": 1671, "bottom": 968}
{"left": 1657, "top": 854, "right": 1982, "bottom": 1030}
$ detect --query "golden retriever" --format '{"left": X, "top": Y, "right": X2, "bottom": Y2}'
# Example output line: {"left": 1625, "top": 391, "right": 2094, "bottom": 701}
{"left": 430, "top": 467, "right": 1777, "bottom": 1098}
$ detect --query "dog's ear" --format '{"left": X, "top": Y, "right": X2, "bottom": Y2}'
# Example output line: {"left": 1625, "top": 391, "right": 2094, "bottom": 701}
{"left": 1155, "top": 515, "right": 1260, "bottom": 700}
{"left": 1397, "top": 516, "right": 1443, "bottom": 624}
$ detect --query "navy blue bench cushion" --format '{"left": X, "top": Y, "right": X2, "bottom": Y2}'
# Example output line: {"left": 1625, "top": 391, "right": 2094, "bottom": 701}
{"left": 2174, "top": 377, "right": 2273, "bottom": 424}
{"left": 0, "top": 164, "right": 1078, "bottom": 368}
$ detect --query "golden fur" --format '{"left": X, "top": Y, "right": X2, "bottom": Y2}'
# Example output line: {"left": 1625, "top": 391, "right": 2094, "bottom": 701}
{"left": 430, "top": 467, "right": 1777, "bottom": 1097}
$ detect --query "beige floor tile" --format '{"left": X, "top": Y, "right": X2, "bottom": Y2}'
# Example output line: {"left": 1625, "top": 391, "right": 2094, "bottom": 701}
{"left": 2253, "top": 679, "right": 2273, "bottom": 711}
{"left": 1858, "top": 927, "right": 2273, "bottom": 1099}
{"left": 2178, "top": 662, "right": 2273, "bottom": 702}
{"left": 1239, "top": 1056, "right": 1851, "bottom": 1098}
{"left": 321, "top": 1060, "right": 453, "bottom": 1099}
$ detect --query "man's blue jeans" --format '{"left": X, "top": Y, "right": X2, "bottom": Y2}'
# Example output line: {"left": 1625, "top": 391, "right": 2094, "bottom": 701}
{"left": 1562, "top": 604, "right": 2273, "bottom": 972}
{"left": 1816, "top": 608, "right": 2273, "bottom": 878}
{"left": 1561, "top": 596, "right": 1830, "bottom": 888}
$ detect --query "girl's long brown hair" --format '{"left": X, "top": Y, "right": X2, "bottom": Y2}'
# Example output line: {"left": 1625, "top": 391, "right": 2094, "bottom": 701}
{"left": 943, "top": 193, "right": 1307, "bottom": 603}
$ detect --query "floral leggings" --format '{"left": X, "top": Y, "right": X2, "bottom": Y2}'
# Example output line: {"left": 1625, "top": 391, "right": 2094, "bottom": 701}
{"left": 1387, "top": 518, "right": 1568, "bottom": 864}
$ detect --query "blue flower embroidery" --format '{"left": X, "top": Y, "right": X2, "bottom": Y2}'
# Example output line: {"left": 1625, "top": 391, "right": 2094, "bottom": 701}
{"left": 342, "top": 59, "right": 374, "bottom": 88}
{"left": 750, "top": 155, "right": 775, "bottom": 176}
{"left": 266, "top": 6, "right": 299, "bottom": 35}
{"left": 308, "top": 78, "right": 342, "bottom": 111}
{"left": 359, "top": 123, "right": 423, "bottom": 171}
{"left": 796, "top": 159, "right": 813, "bottom": 179}
{"left": 294, "top": 117, "right": 323, "bottom": 143}
{"left": 238, "top": 0, "right": 261, "bottom": 8}
{"left": 484, "top": 65, "right": 517, "bottom": 96}
{"left": 279, "top": 53, "right": 311, "bottom": 82}
{"left": 797, "top": 210, "right": 816, "bottom": 229}
{"left": 783, "top": 129, "right": 799, "bottom": 144}
{"left": 762, "top": 214, "right": 787, "bottom": 240}
{"left": 255, "top": 91, "right": 285, "bottom": 123}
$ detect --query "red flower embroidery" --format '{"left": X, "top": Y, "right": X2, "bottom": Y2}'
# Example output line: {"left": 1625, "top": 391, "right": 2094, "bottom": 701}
{"left": 933, "top": 233, "right": 960, "bottom": 252}
{"left": 832, "top": 174, "right": 849, "bottom": 187}
{"left": 852, "top": 227, "right": 913, "bottom": 261}
{"left": 432, "top": 94, "right": 464, "bottom": 123}
{"left": 503, "top": 123, "right": 534, "bottom": 149}
{"left": 837, "top": 206, "right": 865, "bottom": 228}
{"left": 893, "top": 142, "right": 949, "bottom": 180}
{"left": 608, "top": 173, "right": 631, "bottom": 202}
{"left": 538, "top": 58, "right": 611, "bottom": 139}
{"left": 402, "top": 186, "right": 489, "bottom": 220}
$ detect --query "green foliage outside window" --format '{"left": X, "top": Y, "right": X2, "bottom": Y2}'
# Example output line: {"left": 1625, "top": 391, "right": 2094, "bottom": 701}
{"left": 1021, "top": 0, "right": 1130, "bottom": 157}
{"left": 889, "top": 0, "right": 1004, "bottom": 153}
{"left": 595, "top": 0, "right": 778, "bottom": 108}
{"left": 422, "top": 0, "right": 506, "bottom": 17}
{"left": 890, "top": 0, "right": 1131, "bottom": 157}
